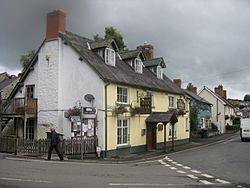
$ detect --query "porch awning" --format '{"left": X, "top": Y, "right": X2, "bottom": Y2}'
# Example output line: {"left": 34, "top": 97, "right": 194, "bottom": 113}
{"left": 145, "top": 111, "right": 178, "bottom": 125}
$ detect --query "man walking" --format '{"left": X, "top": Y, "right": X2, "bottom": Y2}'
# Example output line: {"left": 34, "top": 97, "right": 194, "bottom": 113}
{"left": 47, "top": 128, "right": 64, "bottom": 160}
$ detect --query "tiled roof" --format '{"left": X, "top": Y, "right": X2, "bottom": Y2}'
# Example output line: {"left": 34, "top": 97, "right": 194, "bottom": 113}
{"left": 60, "top": 31, "right": 184, "bottom": 95}
{"left": 89, "top": 38, "right": 118, "bottom": 51}
{"left": 119, "top": 49, "right": 142, "bottom": 60}
{"left": 184, "top": 89, "right": 212, "bottom": 105}
{"left": 145, "top": 111, "right": 178, "bottom": 124}
{"left": 144, "top": 57, "right": 166, "bottom": 68}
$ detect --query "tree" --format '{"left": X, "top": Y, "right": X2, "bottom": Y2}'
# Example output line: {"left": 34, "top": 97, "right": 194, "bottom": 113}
{"left": 20, "top": 50, "right": 36, "bottom": 72}
{"left": 186, "top": 83, "right": 194, "bottom": 91}
{"left": 243, "top": 94, "right": 250, "bottom": 101}
{"left": 93, "top": 26, "right": 127, "bottom": 51}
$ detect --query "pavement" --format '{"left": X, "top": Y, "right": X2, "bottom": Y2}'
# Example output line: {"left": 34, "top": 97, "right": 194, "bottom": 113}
{"left": 4, "top": 131, "right": 239, "bottom": 164}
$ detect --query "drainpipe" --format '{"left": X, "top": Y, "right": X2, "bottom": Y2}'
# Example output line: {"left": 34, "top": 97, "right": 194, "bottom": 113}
{"left": 104, "top": 82, "right": 110, "bottom": 158}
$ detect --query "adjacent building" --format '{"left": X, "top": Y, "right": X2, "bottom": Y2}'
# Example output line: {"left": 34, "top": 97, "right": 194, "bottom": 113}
{"left": 199, "top": 85, "right": 235, "bottom": 134}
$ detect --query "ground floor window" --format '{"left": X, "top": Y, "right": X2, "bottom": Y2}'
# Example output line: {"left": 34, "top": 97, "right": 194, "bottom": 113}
{"left": 117, "top": 119, "right": 128, "bottom": 145}
{"left": 26, "top": 119, "right": 35, "bottom": 140}
{"left": 169, "top": 124, "right": 176, "bottom": 137}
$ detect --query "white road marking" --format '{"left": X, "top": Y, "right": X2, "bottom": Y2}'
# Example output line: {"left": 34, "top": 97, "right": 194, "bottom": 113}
{"left": 187, "top": 174, "right": 199, "bottom": 180}
{"left": 176, "top": 163, "right": 183, "bottom": 167}
{"left": 199, "top": 180, "right": 213, "bottom": 185}
{"left": 0, "top": 177, "right": 50, "bottom": 183}
{"left": 168, "top": 159, "right": 173, "bottom": 162}
{"left": 164, "top": 164, "right": 171, "bottom": 167}
{"left": 183, "top": 166, "right": 191, "bottom": 169}
{"left": 177, "top": 170, "right": 186, "bottom": 174}
{"left": 201, "top": 174, "right": 214, "bottom": 178}
{"left": 171, "top": 161, "right": 177, "bottom": 164}
{"left": 215, "top": 179, "right": 231, "bottom": 184}
{"left": 191, "top": 170, "right": 201, "bottom": 174}
{"left": 109, "top": 183, "right": 204, "bottom": 186}
{"left": 165, "top": 156, "right": 169, "bottom": 160}
{"left": 158, "top": 160, "right": 163, "bottom": 163}
{"left": 170, "top": 167, "right": 177, "bottom": 170}
{"left": 160, "top": 162, "right": 167, "bottom": 165}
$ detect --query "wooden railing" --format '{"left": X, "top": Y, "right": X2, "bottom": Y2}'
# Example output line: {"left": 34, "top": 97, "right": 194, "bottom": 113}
{"left": 0, "top": 137, "right": 97, "bottom": 156}
{"left": 0, "top": 98, "right": 37, "bottom": 115}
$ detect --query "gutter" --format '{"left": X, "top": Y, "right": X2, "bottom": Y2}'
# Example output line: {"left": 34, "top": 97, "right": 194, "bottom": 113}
{"left": 104, "top": 82, "right": 110, "bottom": 158}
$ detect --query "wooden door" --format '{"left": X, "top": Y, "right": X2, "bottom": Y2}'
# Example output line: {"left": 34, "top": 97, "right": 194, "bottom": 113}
{"left": 146, "top": 124, "right": 156, "bottom": 150}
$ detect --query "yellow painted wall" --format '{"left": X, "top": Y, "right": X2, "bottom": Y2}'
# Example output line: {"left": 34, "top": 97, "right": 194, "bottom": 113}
{"left": 105, "top": 83, "right": 190, "bottom": 150}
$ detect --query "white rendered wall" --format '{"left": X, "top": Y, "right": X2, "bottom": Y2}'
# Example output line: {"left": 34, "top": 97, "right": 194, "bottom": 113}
{"left": 58, "top": 39, "right": 104, "bottom": 146}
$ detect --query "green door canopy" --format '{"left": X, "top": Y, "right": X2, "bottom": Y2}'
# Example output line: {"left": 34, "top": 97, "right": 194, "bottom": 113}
{"left": 145, "top": 111, "right": 178, "bottom": 125}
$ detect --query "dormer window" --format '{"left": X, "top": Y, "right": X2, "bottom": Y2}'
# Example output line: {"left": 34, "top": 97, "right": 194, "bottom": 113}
{"left": 157, "top": 65, "right": 163, "bottom": 79}
{"left": 105, "top": 48, "right": 115, "bottom": 66}
{"left": 134, "top": 58, "right": 143, "bottom": 74}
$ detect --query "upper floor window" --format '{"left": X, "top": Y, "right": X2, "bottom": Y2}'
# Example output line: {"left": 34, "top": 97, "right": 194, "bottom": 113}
{"left": 134, "top": 58, "right": 143, "bottom": 73}
{"left": 26, "top": 85, "right": 34, "bottom": 98}
{"left": 169, "top": 96, "right": 174, "bottom": 108}
{"left": 105, "top": 48, "right": 115, "bottom": 66}
{"left": 157, "top": 66, "right": 163, "bottom": 79}
{"left": 117, "top": 87, "right": 128, "bottom": 103}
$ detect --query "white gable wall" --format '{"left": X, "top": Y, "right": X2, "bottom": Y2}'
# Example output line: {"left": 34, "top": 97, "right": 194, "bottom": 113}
{"left": 58, "top": 39, "right": 104, "bottom": 144}
{"left": 199, "top": 88, "right": 226, "bottom": 133}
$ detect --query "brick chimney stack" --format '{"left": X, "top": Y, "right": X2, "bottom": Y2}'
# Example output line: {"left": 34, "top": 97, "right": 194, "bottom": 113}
{"left": 173, "top": 79, "right": 182, "bottom": 88}
{"left": 137, "top": 42, "right": 154, "bottom": 60}
{"left": 215, "top": 85, "right": 227, "bottom": 99}
{"left": 46, "top": 10, "right": 66, "bottom": 40}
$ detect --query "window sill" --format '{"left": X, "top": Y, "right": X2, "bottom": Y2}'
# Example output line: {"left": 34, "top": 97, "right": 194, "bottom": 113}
{"left": 116, "top": 144, "right": 131, "bottom": 150}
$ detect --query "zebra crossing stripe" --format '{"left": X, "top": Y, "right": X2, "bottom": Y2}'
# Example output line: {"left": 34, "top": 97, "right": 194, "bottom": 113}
{"left": 200, "top": 180, "right": 213, "bottom": 185}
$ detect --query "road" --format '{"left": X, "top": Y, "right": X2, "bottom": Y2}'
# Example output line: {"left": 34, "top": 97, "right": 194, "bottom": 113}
{"left": 0, "top": 134, "right": 249, "bottom": 188}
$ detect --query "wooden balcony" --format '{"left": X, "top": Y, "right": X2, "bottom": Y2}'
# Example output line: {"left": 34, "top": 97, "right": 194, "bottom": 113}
{"left": 0, "top": 98, "right": 37, "bottom": 116}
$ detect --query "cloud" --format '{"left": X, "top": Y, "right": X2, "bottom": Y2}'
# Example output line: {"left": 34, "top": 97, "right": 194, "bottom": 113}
{"left": 0, "top": 0, "right": 250, "bottom": 99}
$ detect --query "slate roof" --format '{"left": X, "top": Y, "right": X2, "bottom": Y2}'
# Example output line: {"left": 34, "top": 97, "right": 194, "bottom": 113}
{"left": 119, "top": 49, "right": 142, "bottom": 60}
{"left": 59, "top": 31, "right": 184, "bottom": 95}
{"left": 143, "top": 57, "right": 166, "bottom": 68}
{"left": 184, "top": 89, "right": 212, "bottom": 105}
{"left": 89, "top": 38, "right": 118, "bottom": 51}
{"left": 145, "top": 111, "right": 178, "bottom": 124}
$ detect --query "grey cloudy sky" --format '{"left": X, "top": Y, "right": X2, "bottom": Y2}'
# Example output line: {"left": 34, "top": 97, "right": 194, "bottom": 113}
{"left": 0, "top": 0, "right": 250, "bottom": 99}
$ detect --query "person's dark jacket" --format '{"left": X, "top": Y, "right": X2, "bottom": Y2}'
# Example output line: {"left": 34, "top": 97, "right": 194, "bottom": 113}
{"left": 50, "top": 130, "right": 60, "bottom": 146}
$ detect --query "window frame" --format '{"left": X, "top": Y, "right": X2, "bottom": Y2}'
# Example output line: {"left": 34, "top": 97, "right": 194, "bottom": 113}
{"left": 168, "top": 96, "right": 175, "bottom": 109}
{"left": 117, "top": 119, "right": 129, "bottom": 146}
{"left": 157, "top": 65, "right": 163, "bottom": 79}
{"left": 105, "top": 48, "right": 116, "bottom": 66}
{"left": 117, "top": 86, "right": 128, "bottom": 104}
{"left": 134, "top": 58, "right": 143, "bottom": 74}
{"left": 26, "top": 85, "right": 35, "bottom": 99}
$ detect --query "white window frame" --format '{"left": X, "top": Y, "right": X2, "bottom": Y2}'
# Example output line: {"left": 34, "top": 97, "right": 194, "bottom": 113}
{"left": 169, "top": 96, "right": 175, "bottom": 109}
{"left": 169, "top": 124, "right": 176, "bottom": 137}
{"left": 117, "top": 119, "right": 129, "bottom": 146}
{"left": 157, "top": 65, "right": 163, "bottom": 79}
{"left": 134, "top": 58, "right": 143, "bottom": 73}
{"left": 117, "top": 86, "right": 128, "bottom": 104}
{"left": 105, "top": 48, "right": 115, "bottom": 66}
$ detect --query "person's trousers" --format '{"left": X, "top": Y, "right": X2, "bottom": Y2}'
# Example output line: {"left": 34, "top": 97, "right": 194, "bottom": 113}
{"left": 47, "top": 144, "right": 63, "bottom": 160}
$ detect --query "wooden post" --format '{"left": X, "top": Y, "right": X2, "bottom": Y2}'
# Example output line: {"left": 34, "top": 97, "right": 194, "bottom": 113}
{"left": 164, "top": 124, "right": 166, "bottom": 153}
{"left": 172, "top": 124, "right": 175, "bottom": 151}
